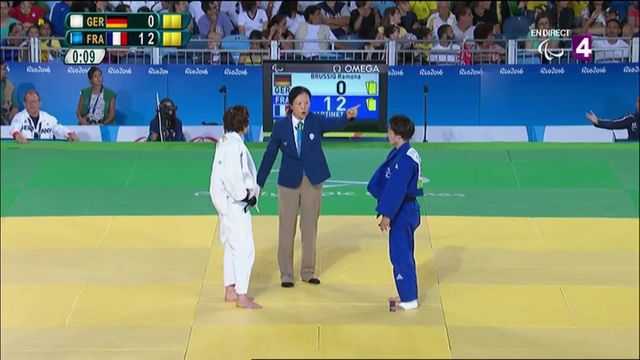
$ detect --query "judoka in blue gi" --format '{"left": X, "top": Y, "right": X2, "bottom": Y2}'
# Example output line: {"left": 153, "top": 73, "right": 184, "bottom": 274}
{"left": 367, "top": 115, "right": 423, "bottom": 311}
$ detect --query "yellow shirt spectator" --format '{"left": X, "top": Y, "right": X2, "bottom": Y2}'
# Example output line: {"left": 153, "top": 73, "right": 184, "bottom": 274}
{"left": 410, "top": 1, "right": 437, "bottom": 21}
{"left": 40, "top": 38, "right": 61, "bottom": 62}
{"left": 525, "top": 1, "right": 548, "bottom": 11}
{"left": 569, "top": 1, "right": 589, "bottom": 19}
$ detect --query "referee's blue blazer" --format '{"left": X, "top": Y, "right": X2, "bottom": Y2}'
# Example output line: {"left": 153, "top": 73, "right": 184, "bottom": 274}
{"left": 257, "top": 112, "right": 352, "bottom": 189}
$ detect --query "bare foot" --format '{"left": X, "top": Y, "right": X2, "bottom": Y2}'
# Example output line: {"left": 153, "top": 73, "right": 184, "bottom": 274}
{"left": 390, "top": 304, "right": 406, "bottom": 312}
{"left": 236, "top": 294, "right": 262, "bottom": 309}
{"left": 224, "top": 285, "right": 238, "bottom": 302}
{"left": 224, "top": 287, "right": 254, "bottom": 302}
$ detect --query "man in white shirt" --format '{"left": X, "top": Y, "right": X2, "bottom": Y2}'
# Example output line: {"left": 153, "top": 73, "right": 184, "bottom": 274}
{"left": 427, "top": 1, "right": 456, "bottom": 39}
{"left": 238, "top": 1, "right": 268, "bottom": 36}
{"left": 429, "top": 24, "right": 461, "bottom": 64}
{"left": 11, "top": 90, "right": 79, "bottom": 144}
{"left": 593, "top": 19, "right": 630, "bottom": 63}
{"left": 295, "top": 4, "right": 337, "bottom": 58}
{"left": 453, "top": 4, "right": 475, "bottom": 42}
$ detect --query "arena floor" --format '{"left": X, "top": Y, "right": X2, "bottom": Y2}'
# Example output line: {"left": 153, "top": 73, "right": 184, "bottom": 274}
{"left": 1, "top": 141, "right": 638, "bottom": 359}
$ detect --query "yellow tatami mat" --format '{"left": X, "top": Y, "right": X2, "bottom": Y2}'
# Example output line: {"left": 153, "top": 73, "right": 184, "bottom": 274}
{"left": 1, "top": 215, "right": 638, "bottom": 359}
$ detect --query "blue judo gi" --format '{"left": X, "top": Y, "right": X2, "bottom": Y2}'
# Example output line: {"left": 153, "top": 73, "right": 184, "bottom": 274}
{"left": 367, "top": 142, "right": 424, "bottom": 303}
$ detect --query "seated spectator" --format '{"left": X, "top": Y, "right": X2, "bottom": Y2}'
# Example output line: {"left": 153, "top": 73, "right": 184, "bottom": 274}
{"left": 220, "top": 0, "right": 241, "bottom": 28}
{"left": 114, "top": 3, "right": 132, "bottom": 12}
{"left": 367, "top": 23, "right": 400, "bottom": 61}
{"left": 525, "top": 12, "right": 561, "bottom": 63}
{"left": 593, "top": 19, "right": 630, "bottom": 62}
{"left": 413, "top": 26, "right": 434, "bottom": 61}
{"left": 277, "top": 0, "right": 305, "bottom": 35}
{"left": 260, "top": 0, "right": 281, "bottom": 20}
{"left": 76, "top": 66, "right": 117, "bottom": 125}
{"left": 206, "top": 28, "right": 223, "bottom": 64}
{"left": 397, "top": 0, "right": 420, "bottom": 35}
{"left": 114, "top": 1, "right": 156, "bottom": 12}
{"left": 8, "top": 1, "right": 44, "bottom": 28}
{"left": 426, "top": 1, "right": 456, "bottom": 39}
{"left": 238, "top": 1, "right": 268, "bottom": 36}
{"left": 38, "top": 18, "right": 61, "bottom": 62}
{"left": 429, "top": 24, "right": 461, "bottom": 64}
{"left": 553, "top": 1, "right": 576, "bottom": 33}
{"left": 605, "top": 6, "right": 620, "bottom": 22}
{"left": 264, "top": 14, "right": 295, "bottom": 51}
{"left": 581, "top": 0, "right": 607, "bottom": 35}
{"left": 11, "top": 90, "right": 79, "bottom": 144}
{"left": 198, "top": 1, "right": 234, "bottom": 37}
{"left": 1, "top": 59, "right": 19, "bottom": 125}
{"left": 350, "top": 1, "right": 381, "bottom": 40}
{"left": 375, "top": 7, "right": 416, "bottom": 50}
{"left": 240, "top": 29, "right": 267, "bottom": 65}
{"left": 318, "top": 0, "right": 351, "bottom": 37}
{"left": 174, "top": 1, "right": 195, "bottom": 33}
{"left": 94, "top": 0, "right": 110, "bottom": 12}
{"left": 627, "top": 1, "right": 639, "bottom": 34}
{"left": 70, "top": 1, "right": 93, "bottom": 13}
{"left": 378, "top": 6, "right": 408, "bottom": 38}
{"left": 148, "top": 98, "right": 185, "bottom": 142}
{"left": 1, "top": 23, "right": 25, "bottom": 62}
{"left": 1, "top": 1, "right": 18, "bottom": 38}
{"left": 295, "top": 4, "right": 337, "bottom": 58}
{"left": 453, "top": 4, "right": 475, "bottom": 42}
{"left": 20, "top": 24, "right": 39, "bottom": 61}
{"left": 472, "top": 1, "right": 498, "bottom": 27}
{"left": 622, "top": 22, "right": 633, "bottom": 45}
{"left": 471, "top": 22, "right": 505, "bottom": 64}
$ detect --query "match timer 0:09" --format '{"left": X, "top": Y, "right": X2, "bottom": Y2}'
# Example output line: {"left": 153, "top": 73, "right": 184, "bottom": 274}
{"left": 64, "top": 48, "right": 106, "bottom": 65}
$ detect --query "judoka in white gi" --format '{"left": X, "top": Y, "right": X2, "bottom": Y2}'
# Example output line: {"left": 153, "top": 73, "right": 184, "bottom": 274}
{"left": 209, "top": 105, "right": 262, "bottom": 309}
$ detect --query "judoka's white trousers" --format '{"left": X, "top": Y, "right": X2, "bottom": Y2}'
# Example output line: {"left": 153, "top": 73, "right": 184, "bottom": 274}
{"left": 219, "top": 202, "right": 255, "bottom": 295}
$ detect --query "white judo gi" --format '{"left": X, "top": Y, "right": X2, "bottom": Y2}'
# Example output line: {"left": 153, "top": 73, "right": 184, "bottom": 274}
{"left": 11, "top": 109, "right": 73, "bottom": 140}
{"left": 209, "top": 131, "right": 259, "bottom": 295}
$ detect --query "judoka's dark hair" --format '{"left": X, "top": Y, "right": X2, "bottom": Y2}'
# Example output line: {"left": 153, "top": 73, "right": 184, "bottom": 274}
{"left": 223, "top": 105, "right": 249, "bottom": 133}
{"left": 388, "top": 115, "right": 415, "bottom": 140}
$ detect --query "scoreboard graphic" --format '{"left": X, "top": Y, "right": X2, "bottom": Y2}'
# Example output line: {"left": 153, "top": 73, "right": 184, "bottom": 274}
{"left": 263, "top": 62, "right": 388, "bottom": 132}
{"left": 63, "top": 12, "right": 192, "bottom": 65}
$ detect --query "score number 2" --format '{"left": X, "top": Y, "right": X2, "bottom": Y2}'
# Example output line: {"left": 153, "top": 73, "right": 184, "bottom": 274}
{"left": 138, "top": 31, "right": 155, "bottom": 45}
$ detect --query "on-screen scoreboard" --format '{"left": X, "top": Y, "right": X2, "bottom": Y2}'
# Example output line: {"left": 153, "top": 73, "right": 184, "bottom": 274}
{"left": 263, "top": 61, "right": 388, "bottom": 132}
{"left": 63, "top": 12, "right": 192, "bottom": 65}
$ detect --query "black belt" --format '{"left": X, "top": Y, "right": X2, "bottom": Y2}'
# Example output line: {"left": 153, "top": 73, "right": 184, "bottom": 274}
{"left": 404, "top": 197, "right": 416, "bottom": 203}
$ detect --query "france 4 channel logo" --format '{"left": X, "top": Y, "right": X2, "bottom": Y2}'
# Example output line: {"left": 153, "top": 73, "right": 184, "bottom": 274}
{"left": 531, "top": 29, "right": 592, "bottom": 62}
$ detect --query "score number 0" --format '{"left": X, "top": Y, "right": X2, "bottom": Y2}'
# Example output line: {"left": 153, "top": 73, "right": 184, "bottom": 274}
{"left": 323, "top": 81, "right": 348, "bottom": 111}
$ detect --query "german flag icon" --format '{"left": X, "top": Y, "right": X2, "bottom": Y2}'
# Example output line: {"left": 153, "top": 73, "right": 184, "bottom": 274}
{"left": 274, "top": 75, "right": 291, "bottom": 87}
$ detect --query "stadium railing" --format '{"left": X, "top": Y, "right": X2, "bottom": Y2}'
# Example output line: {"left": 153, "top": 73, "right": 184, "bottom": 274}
{"left": 1, "top": 36, "right": 638, "bottom": 65}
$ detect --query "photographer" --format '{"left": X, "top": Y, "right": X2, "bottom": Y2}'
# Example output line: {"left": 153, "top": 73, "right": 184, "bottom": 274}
{"left": 147, "top": 98, "right": 185, "bottom": 142}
